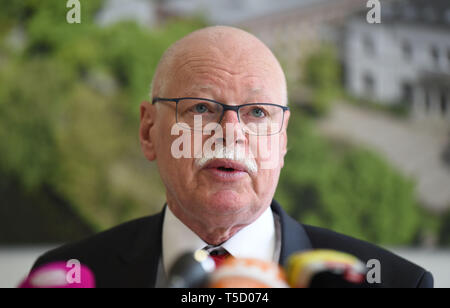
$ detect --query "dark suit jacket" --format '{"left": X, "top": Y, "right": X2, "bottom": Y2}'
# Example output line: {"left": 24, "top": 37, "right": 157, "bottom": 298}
{"left": 32, "top": 200, "right": 433, "bottom": 288}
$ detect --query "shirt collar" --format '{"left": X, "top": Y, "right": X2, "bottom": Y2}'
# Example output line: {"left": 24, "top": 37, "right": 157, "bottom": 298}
{"left": 162, "top": 205, "right": 276, "bottom": 275}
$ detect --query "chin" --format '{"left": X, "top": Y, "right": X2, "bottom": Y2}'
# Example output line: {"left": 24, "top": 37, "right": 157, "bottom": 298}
{"left": 204, "top": 190, "right": 250, "bottom": 215}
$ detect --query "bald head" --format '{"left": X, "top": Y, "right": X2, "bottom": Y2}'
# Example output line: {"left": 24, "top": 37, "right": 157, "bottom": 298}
{"left": 151, "top": 26, "right": 287, "bottom": 106}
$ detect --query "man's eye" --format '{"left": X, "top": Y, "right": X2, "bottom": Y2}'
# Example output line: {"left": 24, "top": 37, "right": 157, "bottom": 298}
{"left": 250, "top": 108, "right": 266, "bottom": 118}
{"left": 193, "top": 104, "right": 208, "bottom": 113}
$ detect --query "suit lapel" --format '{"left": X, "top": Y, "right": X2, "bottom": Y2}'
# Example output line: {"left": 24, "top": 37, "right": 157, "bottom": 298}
{"left": 116, "top": 208, "right": 165, "bottom": 288}
{"left": 271, "top": 200, "right": 312, "bottom": 265}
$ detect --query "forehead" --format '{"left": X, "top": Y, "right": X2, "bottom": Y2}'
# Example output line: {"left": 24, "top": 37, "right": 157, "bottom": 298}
{"left": 167, "top": 48, "right": 283, "bottom": 100}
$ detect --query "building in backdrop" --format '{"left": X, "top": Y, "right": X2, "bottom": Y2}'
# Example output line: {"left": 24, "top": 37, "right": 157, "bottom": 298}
{"left": 236, "top": 0, "right": 366, "bottom": 91}
{"left": 345, "top": 0, "right": 450, "bottom": 120}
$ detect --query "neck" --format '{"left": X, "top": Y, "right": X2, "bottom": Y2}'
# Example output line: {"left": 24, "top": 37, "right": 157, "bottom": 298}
{"left": 167, "top": 201, "right": 247, "bottom": 245}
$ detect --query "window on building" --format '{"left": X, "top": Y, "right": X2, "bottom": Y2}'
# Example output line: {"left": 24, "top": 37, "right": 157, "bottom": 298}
{"left": 447, "top": 48, "right": 450, "bottom": 69}
{"left": 424, "top": 88, "right": 431, "bottom": 113}
{"left": 401, "top": 82, "right": 413, "bottom": 105}
{"left": 446, "top": 10, "right": 450, "bottom": 24}
{"left": 431, "top": 46, "right": 440, "bottom": 68}
{"left": 402, "top": 40, "right": 413, "bottom": 61}
{"left": 441, "top": 90, "right": 448, "bottom": 115}
{"left": 363, "top": 73, "right": 375, "bottom": 96}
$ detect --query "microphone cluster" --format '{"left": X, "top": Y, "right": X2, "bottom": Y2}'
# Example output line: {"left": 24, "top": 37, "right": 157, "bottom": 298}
{"left": 166, "top": 249, "right": 368, "bottom": 288}
{"left": 18, "top": 249, "right": 368, "bottom": 288}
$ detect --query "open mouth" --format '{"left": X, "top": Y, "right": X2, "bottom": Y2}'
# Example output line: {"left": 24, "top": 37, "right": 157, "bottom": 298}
{"left": 217, "top": 167, "right": 237, "bottom": 172}
{"left": 202, "top": 159, "right": 249, "bottom": 180}
{"left": 204, "top": 159, "right": 247, "bottom": 173}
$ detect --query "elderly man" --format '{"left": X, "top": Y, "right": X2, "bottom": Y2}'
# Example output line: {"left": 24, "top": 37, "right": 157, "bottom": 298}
{"left": 32, "top": 26, "right": 433, "bottom": 288}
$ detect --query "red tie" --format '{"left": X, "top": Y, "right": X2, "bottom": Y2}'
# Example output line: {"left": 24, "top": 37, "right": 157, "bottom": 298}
{"left": 206, "top": 247, "right": 230, "bottom": 268}
{"left": 210, "top": 252, "right": 230, "bottom": 268}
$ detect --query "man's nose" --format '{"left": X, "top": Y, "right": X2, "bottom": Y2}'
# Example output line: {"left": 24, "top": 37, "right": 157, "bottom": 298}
{"left": 221, "top": 110, "right": 240, "bottom": 125}
{"left": 220, "top": 110, "right": 245, "bottom": 145}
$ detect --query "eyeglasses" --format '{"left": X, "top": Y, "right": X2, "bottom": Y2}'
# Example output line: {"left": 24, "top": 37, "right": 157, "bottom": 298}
{"left": 152, "top": 97, "right": 289, "bottom": 136}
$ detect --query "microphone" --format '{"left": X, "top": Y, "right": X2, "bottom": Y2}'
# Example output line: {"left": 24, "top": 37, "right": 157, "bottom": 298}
{"left": 285, "top": 249, "right": 367, "bottom": 288}
{"left": 209, "top": 257, "right": 289, "bottom": 288}
{"left": 165, "top": 250, "right": 216, "bottom": 288}
{"left": 18, "top": 261, "right": 95, "bottom": 288}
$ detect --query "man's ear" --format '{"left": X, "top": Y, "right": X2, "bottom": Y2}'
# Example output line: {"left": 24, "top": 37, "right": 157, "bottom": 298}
{"left": 140, "top": 101, "right": 157, "bottom": 161}
{"left": 280, "top": 110, "right": 290, "bottom": 168}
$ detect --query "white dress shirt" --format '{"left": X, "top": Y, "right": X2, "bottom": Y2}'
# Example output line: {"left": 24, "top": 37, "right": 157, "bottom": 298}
{"left": 161, "top": 204, "right": 281, "bottom": 276}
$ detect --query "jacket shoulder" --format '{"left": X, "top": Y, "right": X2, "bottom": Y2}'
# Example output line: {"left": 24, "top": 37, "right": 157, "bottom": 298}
{"left": 302, "top": 224, "right": 433, "bottom": 288}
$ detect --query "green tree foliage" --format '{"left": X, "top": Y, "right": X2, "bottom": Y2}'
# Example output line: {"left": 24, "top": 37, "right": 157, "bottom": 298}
{"left": 276, "top": 108, "right": 422, "bottom": 245}
{"left": 0, "top": 0, "right": 206, "bottom": 233}
{"left": 302, "top": 45, "right": 342, "bottom": 116}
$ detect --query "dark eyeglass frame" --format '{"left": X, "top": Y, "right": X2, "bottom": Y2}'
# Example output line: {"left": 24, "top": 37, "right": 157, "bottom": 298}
{"left": 152, "top": 97, "right": 289, "bottom": 135}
